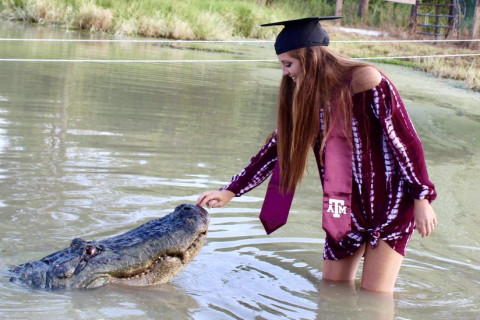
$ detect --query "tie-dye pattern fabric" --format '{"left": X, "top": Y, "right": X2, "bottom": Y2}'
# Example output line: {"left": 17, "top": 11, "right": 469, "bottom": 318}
{"left": 222, "top": 76, "right": 437, "bottom": 260}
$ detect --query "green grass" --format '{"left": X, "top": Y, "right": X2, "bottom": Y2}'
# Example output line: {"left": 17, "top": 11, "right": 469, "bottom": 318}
{"left": 0, "top": 0, "right": 289, "bottom": 39}
{"left": 0, "top": 0, "right": 419, "bottom": 39}
{"left": 1, "top": 0, "right": 478, "bottom": 90}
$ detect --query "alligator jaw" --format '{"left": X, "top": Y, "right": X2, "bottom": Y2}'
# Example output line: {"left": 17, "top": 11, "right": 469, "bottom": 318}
{"left": 104, "top": 230, "right": 207, "bottom": 287}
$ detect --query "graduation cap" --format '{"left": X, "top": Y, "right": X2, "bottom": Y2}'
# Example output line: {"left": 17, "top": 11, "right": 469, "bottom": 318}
{"left": 261, "top": 16, "right": 342, "bottom": 55}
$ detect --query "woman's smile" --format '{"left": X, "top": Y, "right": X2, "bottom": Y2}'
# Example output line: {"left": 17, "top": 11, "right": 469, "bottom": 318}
{"left": 278, "top": 52, "right": 302, "bottom": 82}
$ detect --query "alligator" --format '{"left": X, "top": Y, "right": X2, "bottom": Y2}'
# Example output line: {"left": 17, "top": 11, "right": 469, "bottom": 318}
{"left": 9, "top": 204, "right": 209, "bottom": 290}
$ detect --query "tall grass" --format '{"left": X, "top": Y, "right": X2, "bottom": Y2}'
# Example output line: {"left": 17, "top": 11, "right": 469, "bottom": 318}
{"left": 271, "top": 0, "right": 413, "bottom": 29}
{"left": 330, "top": 32, "right": 480, "bottom": 90}
{"left": 0, "top": 0, "right": 445, "bottom": 38}
{"left": 1, "top": 0, "right": 478, "bottom": 90}
{"left": 0, "top": 0, "right": 290, "bottom": 39}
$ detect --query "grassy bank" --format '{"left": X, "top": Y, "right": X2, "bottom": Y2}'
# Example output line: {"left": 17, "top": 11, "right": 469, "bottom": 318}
{"left": 0, "top": 0, "right": 478, "bottom": 90}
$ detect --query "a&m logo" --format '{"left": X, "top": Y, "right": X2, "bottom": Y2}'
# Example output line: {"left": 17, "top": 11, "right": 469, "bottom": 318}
{"left": 326, "top": 198, "right": 347, "bottom": 218}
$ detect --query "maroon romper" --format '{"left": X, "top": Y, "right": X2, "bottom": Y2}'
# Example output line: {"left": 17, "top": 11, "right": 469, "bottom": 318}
{"left": 222, "top": 76, "right": 437, "bottom": 260}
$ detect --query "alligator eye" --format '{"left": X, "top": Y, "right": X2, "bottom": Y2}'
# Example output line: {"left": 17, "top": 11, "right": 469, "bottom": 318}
{"left": 82, "top": 244, "right": 103, "bottom": 261}
{"left": 85, "top": 245, "right": 97, "bottom": 256}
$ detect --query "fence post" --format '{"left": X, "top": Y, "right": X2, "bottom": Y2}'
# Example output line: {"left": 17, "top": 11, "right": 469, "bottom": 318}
{"left": 472, "top": 0, "right": 480, "bottom": 49}
{"left": 335, "top": 0, "right": 343, "bottom": 25}
{"left": 358, "top": 0, "right": 369, "bottom": 18}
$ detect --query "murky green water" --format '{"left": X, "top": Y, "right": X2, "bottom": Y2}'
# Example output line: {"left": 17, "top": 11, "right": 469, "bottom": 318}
{"left": 1, "top": 21, "right": 479, "bottom": 319}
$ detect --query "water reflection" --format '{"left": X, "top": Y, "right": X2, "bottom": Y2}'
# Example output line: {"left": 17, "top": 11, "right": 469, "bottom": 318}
{"left": 318, "top": 281, "right": 396, "bottom": 320}
{"left": 1, "top": 21, "right": 480, "bottom": 319}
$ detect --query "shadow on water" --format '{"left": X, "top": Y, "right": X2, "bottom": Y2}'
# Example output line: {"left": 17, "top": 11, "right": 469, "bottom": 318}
{"left": 1, "top": 21, "right": 480, "bottom": 319}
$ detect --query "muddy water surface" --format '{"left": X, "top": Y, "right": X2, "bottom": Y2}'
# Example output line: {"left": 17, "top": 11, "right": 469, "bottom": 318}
{"left": 1, "top": 21, "right": 480, "bottom": 319}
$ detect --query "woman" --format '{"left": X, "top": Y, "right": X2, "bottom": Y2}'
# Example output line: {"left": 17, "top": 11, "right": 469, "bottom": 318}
{"left": 197, "top": 17, "right": 437, "bottom": 293}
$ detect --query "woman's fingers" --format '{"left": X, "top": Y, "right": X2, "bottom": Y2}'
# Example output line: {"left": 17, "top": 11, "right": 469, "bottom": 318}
{"left": 197, "top": 190, "right": 235, "bottom": 208}
{"left": 196, "top": 191, "right": 213, "bottom": 206}
{"left": 196, "top": 191, "right": 221, "bottom": 207}
{"left": 413, "top": 199, "right": 437, "bottom": 238}
{"left": 207, "top": 199, "right": 219, "bottom": 208}
{"left": 418, "top": 219, "right": 437, "bottom": 238}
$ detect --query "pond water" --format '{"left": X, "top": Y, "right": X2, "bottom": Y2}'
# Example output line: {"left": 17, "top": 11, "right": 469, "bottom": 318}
{"left": 1, "top": 21, "right": 479, "bottom": 320}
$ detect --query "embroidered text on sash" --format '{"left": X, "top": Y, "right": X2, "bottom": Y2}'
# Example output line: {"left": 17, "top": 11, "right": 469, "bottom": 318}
{"left": 326, "top": 198, "right": 347, "bottom": 218}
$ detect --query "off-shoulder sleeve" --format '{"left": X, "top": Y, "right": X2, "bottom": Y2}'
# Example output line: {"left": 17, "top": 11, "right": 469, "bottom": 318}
{"left": 222, "top": 131, "right": 278, "bottom": 196}
{"left": 370, "top": 77, "right": 437, "bottom": 202}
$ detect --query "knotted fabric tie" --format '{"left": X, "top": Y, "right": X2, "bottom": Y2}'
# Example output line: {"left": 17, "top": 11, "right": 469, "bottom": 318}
{"left": 322, "top": 118, "right": 353, "bottom": 242}
{"left": 259, "top": 163, "right": 295, "bottom": 234}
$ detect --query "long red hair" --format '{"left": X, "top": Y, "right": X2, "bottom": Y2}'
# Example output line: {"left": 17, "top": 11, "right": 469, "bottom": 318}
{"left": 277, "top": 46, "right": 370, "bottom": 192}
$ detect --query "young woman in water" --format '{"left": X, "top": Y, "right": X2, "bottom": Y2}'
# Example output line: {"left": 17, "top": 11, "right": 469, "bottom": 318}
{"left": 196, "top": 17, "right": 437, "bottom": 293}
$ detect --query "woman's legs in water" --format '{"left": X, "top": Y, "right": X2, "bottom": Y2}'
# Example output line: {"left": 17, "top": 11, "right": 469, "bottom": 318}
{"left": 322, "top": 240, "right": 404, "bottom": 293}
{"left": 323, "top": 243, "right": 365, "bottom": 283}
{"left": 360, "top": 240, "right": 403, "bottom": 292}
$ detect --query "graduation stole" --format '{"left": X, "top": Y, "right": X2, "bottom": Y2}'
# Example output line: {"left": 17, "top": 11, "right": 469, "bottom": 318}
{"left": 321, "top": 116, "right": 353, "bottom": 242}
{"left": 259, "top": 115, "right": 352, "bottom": 242}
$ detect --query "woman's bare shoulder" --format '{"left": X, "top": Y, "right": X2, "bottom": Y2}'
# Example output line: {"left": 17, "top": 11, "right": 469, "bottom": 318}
{"left": 351, "top": 66, "right": 382, "bottom": 94}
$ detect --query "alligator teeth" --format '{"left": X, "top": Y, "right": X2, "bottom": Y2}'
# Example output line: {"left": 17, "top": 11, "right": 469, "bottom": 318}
{"left": 118, "top": 232, "right": 206, "bottom": 282}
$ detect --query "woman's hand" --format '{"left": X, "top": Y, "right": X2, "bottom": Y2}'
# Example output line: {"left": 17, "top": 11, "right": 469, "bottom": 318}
{"left": 414, "top": 199, "right": 437, "bottom": 238}
{"left": 196, "top": 190, "right": 235, "bottom": 208}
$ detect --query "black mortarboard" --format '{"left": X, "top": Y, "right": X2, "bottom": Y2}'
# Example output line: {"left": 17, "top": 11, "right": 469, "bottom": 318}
{"left": 261, "top": 16, "right": 342, "bottom": 55}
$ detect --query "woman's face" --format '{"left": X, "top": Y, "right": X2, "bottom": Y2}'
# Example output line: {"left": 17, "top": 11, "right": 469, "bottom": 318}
{"left": 278, "top": 52, "right": 303, "bottom": 83}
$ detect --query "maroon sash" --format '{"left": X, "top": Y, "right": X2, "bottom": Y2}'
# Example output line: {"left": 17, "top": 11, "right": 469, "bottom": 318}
{"left": 322, "top": 118, "right": 352, "bottom": 242}
{"left": 259, "top": 163, "right": 295, "bottom": 234}
{"left": 259, "top": 118, "right": 352, "bottom": 242}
